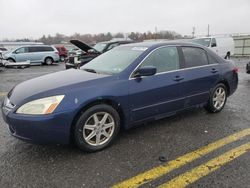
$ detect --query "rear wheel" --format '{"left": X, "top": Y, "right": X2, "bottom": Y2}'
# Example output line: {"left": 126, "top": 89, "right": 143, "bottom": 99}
{"left": 60, "top": 55, "right": 66, "bottom": 62}
{"left": 44, "top": 57, "right": 53, "bottom": 65}
{"left": 74, "top": 104, "right": 120, "bottom": 152}
{"left": 205, "top": 83, "right": 227, "bottom": 113}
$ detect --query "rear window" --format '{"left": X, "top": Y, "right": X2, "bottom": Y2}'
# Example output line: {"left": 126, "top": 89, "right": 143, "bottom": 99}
{"left": 182, "top": 47, "right": 208, "bottom": 68}
{"left": 56, "top": 47, "right": 65, "bottom": 52}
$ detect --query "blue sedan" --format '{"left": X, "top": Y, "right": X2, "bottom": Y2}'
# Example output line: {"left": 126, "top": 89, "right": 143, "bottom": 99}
{"left": 1, "top": 42, "right": 238, "bottom": 152}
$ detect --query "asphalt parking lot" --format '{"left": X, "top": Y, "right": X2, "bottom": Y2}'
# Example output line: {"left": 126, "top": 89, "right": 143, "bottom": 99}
{"left": 0, "top": 59, "right": 250, "bottom": 188}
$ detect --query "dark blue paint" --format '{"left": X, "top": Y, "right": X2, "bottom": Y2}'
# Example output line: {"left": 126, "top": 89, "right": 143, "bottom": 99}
{"left": 1, "top": 42, "right": 238, "bottom": 144}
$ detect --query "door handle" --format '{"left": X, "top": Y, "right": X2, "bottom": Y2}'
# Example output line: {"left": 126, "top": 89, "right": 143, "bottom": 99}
{"left": 211, "top": 68, "right": 218, "bottom": 73}
{"left": 173, "top": 76, "right": 184, "bottom": 82}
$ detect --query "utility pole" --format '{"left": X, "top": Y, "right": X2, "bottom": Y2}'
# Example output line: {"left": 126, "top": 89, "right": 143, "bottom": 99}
{"left": 155, "top": 27, "right": 158, "bottom": 40}
{"left": 192, "top": 27, "right": 195, "bottom": 38}
{"left": 207, "top": 24, "right": 210, "bottom": 37}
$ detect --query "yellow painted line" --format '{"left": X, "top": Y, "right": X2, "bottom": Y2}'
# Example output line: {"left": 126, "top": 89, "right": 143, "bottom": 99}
{"left": 0, "top": 92, "right": 7, "bottom": 97}
{"left": 112, "top": 128, "right": 250, "bottom": 188}
{"left": 158, "top": 142, "right": 250, "bottom": 188}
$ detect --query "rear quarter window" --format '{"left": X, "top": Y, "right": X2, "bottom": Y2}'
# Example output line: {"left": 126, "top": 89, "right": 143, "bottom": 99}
{"left": 182, "top": 47, "right": 209, "bottom": 68}
{"left": 207, "top": 53, "right": 219, "bottom": 64}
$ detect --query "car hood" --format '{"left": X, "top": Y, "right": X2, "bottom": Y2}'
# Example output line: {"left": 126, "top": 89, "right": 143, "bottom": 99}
{"left": 9, "top": 69, "right": 109, "bottom": 105}
{"left": 70, "top": 40, "right": 100, "bottom": 53}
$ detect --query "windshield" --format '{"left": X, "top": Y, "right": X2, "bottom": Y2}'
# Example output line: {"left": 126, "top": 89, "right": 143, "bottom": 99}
{"left": 81, "top": 46, "right": 146, "bottom": 75}
{"left": 192, "top": 38, "right": 211, "bottom": 47}
{"left": 93, "top": 43, "right": 107, "bottom": 53}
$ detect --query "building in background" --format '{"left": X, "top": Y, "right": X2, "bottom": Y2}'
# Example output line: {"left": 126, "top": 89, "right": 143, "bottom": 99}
{"left": 232, "top": 35, "right": 250, "bottom": 57}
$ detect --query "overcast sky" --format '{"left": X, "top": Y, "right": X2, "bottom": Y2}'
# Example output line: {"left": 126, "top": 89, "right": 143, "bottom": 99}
{"left": 0, "top": 0, "right": 249, "bottom": 40}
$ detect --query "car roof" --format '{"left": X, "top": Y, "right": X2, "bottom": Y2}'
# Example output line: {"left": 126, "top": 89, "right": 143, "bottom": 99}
{"left": 18, "top": 45, "right": 53, "bottom": 48}
{"left": 99, "top": 40, "right": 133, "bottom": 44}
{"left": 55, "top": 45, "right": 66, "bottom": 48}
{"left": 120, "top": 41, "right": 206, "bottom": 49}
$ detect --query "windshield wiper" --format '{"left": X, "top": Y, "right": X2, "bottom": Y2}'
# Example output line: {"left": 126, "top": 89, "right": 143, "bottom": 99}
{"left": 83, "top": 68, "right": 97, "bottom": 73}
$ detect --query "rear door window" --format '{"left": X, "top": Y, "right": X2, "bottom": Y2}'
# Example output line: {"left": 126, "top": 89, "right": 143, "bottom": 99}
{"left": 28, "top": 47, "right": 39, "bottom": 52}
{"left": 182, "top": 47, "right": 209, "bottom": 68}
{"left": 140, "top": 47, "right": 180, "bottom": 73}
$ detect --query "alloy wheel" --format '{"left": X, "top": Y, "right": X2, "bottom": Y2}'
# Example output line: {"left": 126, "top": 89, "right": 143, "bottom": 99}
{"left": 213, "top": 87, "right": 226, "bottom": 110}
{"left": 83, "top": 112, "right": 115, "bottom": 146}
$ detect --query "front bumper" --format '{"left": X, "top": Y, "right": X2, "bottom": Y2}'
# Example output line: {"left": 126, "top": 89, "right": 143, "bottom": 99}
{"left": 2, "top": 106, "right": 75, "bottom": 145}
{"left": 65, "top": 62, "right": 77, "bottom": 69}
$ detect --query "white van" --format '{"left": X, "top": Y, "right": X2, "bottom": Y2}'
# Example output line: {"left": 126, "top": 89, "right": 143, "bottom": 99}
{"left": 192, "top": 36, "right": 234, "bottom": 59}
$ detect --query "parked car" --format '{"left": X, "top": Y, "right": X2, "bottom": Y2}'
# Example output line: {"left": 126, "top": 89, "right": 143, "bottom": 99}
{"left": 2, "top": 45, "right": 60, "bottom": 65}
{"left": 1, "top": 42, "right": 238, "bottom": 152}
{"left": 0, "top": 47, "right": 7, "bottom": 55}
{"left": 247, "top": 62, "right": 250, "bottom": 74}
{"left": 192, "top": 36, "right": 234, "bottom": 59}
{"left": 67, "top": 48, "right": 82, "bottom": 57}
{"left": 65, "top": 39, "right": 134, "bottom": 69}
{"left": 0, "top": 53, "right": 4, "bottom": 69}
{"left": 55, "top": 45, "right": 68, "bottom": 62}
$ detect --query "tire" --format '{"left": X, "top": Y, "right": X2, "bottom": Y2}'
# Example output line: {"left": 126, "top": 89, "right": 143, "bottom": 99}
{"left": 205, "top": 83, "right": 227, "bottom": 113}
{"left": 44, "top": 57, "right": 53, "bottom": 65}
{"left": 7, "top": 58, "right": 15, "bottom": 62}
{"left": 225, "top": 52, "right": 230, "bottom": 59}
{"left": 60, "top": 56, "right": 65, "bottom": 62}
{"left": 74, "top": 104, "right": 120, "bottom": 152}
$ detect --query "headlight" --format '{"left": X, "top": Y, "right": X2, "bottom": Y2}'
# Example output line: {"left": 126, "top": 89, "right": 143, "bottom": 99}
{"left": 16, "top": 95, "right": 65, "bottom": 115}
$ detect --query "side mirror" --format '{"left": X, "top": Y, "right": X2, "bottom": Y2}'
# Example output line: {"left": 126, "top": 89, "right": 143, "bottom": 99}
{"left": 133, "top": 66, "right": 157, "bottom": 78}
{"left": 211, "top": 43, "right": 217, "bottom": 47}
{"left": 14, "top": 51, "right": 19, "bottom": 54}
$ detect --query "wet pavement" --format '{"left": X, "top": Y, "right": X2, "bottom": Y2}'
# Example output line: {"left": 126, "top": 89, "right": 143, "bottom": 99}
{"left": 0, "top": 59, "right": 250, "bottom": 188}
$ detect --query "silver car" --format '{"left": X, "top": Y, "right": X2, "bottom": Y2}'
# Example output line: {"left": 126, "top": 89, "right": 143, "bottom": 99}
{"left": 2, "top": 45, "right": 60, "bottom": 65}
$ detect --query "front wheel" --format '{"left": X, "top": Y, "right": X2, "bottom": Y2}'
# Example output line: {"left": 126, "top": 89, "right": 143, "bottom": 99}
{"left": 74, "top": 104, "right": 120, "bottom": 152}
{"left": 205, "top": 83, "right": 227, "bottom": 113}
{"left": 7, "top": 58, "right": 15, "bottom": 62}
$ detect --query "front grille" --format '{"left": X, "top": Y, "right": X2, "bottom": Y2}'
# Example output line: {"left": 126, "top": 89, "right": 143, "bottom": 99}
{"left": 68, "top": 56, "right": 75, "bottom": 64}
